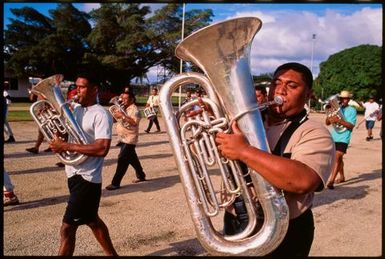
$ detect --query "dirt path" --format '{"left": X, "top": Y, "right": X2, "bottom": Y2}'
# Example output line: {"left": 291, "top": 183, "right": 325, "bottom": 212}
{"left": 3, "top": 112, "right": 382, "bottom": 256}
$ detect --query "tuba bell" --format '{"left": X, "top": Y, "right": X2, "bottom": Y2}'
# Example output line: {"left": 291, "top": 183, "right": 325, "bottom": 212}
{"left": 324, "top": 94, "right": 347, "bottom": 133}
{"left": 29, "top": 74, "right": 89, "bottom": 165}
{"left": 159, "top": 17, "right": 289, "bottom": 256}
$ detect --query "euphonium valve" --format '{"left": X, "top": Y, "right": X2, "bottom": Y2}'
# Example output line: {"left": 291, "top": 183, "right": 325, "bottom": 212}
{"left": 159, "top": 17, "right": 289, "bottom": 256}
{"left": 29, "top": 74, "right": 89, "bottom": 165}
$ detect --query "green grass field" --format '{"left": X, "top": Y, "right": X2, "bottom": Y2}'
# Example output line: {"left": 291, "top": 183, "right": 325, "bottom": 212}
{"left": 7, "top": 111, "right": 33, "bottom": 121}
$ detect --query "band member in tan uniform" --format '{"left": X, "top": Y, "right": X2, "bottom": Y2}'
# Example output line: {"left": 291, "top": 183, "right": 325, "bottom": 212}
{"left": 106, "top": 91, "right": 146, "bottom": 190}
{"left": 216, "top": 62, "right": 335, "bottom": 257}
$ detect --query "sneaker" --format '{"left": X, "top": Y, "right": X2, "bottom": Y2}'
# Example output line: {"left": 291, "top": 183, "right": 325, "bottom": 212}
{"left": 4, "top": 195, "right": 19, "bottom": 206}
{"left": 132, "top": 178, "right": 146, "bottom": 183}
{"left": 43, "top": 147, "right": 52, "bottom": 152}
{"left": 106, "top": 184, "right": 120, "bottom": 190}
{"left": 144, "top": 130, "right": 150, "bottom": 133}
{"left": 5, "top": 136, "right": 16, "bottom": 143}
{"left": 26, "top": 147, "right": 39, "bottom": 154}
{"left": 366, "top": 136, "right": 371, "bottom": 141}
{"left": 155, "top": 129, "right": 161, "bottom": 133}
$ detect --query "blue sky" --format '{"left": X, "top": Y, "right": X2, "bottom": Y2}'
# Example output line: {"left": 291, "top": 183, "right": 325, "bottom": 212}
{"left": 3, "top": 2, "right": 383, "bottom": 82}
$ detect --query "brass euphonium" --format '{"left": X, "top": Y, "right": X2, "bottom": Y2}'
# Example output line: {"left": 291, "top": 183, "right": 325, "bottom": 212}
{"left": 159, "top": 17, "right": 289, "bottom": 256}
{"left": 108, "top": 96, "right": 131, "bottom": 128}
{"left": 324, "top": 94, "right": 347, "bottom": 133}
{"left": 29, "top": 74, "right": 89, "bottom": 165}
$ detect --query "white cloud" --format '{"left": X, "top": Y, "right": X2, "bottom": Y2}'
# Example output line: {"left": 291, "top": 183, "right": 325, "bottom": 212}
{"left": 145, "top": 66, "right": 159, "bottom": 84}
{"left": 224, "top": 7, "right": 382, "bottom": 77}
{"left": 79, "top": 3, "right": 100, "bottom": 13}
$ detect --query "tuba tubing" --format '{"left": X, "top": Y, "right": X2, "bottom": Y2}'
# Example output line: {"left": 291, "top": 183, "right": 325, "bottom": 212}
{"left": 160, "top": 73, "right": 288, "bottom": 256}
{"left": 29, "top": 74, "right": 89, "bottom": 165}
{"left": 159, "top": 17, "right": 289, "bottom": 256}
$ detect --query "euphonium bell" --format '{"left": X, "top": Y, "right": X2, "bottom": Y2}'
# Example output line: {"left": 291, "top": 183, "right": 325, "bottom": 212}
{"left": 29, "top": 74, "right": 89, "bottom": 165}
{"left": 159, "top": 17, "right": 289, "bottom": 256}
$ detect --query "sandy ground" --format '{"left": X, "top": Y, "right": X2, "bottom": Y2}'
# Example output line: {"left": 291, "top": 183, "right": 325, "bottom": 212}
{"left": 3, "top": 111, "right": 382, "bottom": 256}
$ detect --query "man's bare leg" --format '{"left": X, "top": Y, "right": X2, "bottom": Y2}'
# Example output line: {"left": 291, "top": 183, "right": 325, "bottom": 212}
{"left": 58, "top": 222, "right": 78, "bottom": 256}
{"left": 88, "top": 215, "right": 118, "bottom": 256}
{"left": 327, "top": 151, "right": 344, "bottom": 189}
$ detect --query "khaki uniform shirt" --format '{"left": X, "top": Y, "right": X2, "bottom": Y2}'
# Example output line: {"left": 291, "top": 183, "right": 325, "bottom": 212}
{"left": 147, "top": 95, "right": 160, "bottom": 107}
{"left": 116, "top": 104, "right": 141, "bottom": 145}
{"left": 265, "top": 118, "right": 335, "bottom": 219}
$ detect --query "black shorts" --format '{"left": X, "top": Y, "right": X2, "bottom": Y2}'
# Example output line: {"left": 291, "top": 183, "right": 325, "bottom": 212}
{"left": 266, "top": 208, "right": 314, "bottom": 257}
{"left": 63, "top": 174, "right": 102, "bottom": 226}
{"left": 335, "top": 142, "right": 348, "bottom": 153}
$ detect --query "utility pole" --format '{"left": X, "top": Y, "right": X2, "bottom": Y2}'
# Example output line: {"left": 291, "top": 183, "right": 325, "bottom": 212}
{"left": 309, "top": 33, "right": 316, "bottom": 111}
{"left": 178, "top": 3, "right": 186, "bottom": 109}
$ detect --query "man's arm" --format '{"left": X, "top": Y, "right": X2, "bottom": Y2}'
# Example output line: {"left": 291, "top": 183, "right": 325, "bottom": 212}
{"left": 328, "top": 115, "right": 354, "bottom": 130}
{"left": 113, "top": 110, "right": 137, "bottom": 126}
{"left": 216, "top": 123, "right": 323, "bottom": 194}
{"left": 49, "top": 138, "right": 111, "bottom": 157}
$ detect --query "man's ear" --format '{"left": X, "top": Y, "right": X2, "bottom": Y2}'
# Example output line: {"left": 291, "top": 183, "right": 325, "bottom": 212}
{"left": 306, "top": 89, "right": 314, "bottom": 101}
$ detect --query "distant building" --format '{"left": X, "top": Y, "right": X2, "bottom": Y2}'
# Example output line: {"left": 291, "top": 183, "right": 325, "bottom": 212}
{"left": 3, "top": 72, "right": 31, "bottom": 100}
{"left": 3, "top": 72, "right": 74, "bottom": 101}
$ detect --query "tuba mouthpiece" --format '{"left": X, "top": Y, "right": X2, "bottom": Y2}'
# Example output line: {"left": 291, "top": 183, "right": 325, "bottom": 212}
{"left": 273, "top": 95, "right": 284, "bottom": 105}
{"left": 72, "top": 95, "right": 79, "bottom": 103}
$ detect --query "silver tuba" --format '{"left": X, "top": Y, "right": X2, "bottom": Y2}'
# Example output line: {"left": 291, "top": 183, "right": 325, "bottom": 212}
{"left": 29, "top": 74, "right": 89, "bottom": 165}
{"left": 324, "top": 94, "right": 347, "bottom": 133}
{"left": 159, "top": 17, "right": 289, "bottom": 256}
{"left": 108, "top": 96, "right": 131, "bottom": 128}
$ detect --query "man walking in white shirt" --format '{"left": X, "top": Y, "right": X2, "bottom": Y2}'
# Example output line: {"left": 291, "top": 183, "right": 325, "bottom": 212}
{"left": 359, "top": 95, "right": 380, "bottom": 141}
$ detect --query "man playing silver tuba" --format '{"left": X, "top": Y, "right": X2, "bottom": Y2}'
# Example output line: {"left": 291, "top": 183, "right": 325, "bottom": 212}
{"left": 216, "top": 63, "right": 335, "bottom": 256}
{"left": 325, "top": 90, "right": 357, "bottom": 189}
